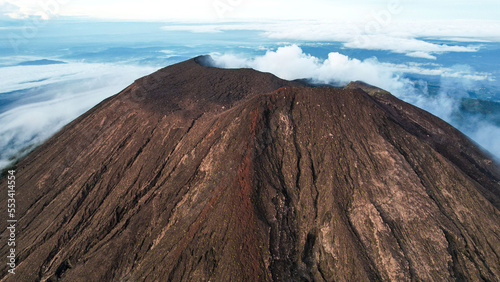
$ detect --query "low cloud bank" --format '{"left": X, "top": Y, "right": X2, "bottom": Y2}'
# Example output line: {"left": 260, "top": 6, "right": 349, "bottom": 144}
{"left": 261, "top": 20, "right": 495, "bottom": 59}
{"left": 0, "top": 62, "right": 155, "bottom": 169}
{"left": 210, "top": 45, "right": 500, "bottom": 160}
{"left": 211, "top": 45, "right": 412, "bottom": 93}
{"left": 162, "top": 20, "right": 498, "bottom": 59}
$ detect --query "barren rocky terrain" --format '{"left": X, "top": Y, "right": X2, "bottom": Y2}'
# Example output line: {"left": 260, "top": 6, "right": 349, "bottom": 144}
{"left": 1, "top": 57, "right": 499, "bottom": 281}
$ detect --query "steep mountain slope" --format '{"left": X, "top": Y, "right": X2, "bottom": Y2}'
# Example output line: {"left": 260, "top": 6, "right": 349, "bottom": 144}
{"left": 1, "top": 57, "right": 499, "bottom": 281}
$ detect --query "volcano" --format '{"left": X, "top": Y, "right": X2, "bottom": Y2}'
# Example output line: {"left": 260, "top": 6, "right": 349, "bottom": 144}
{"left": 1, "top": 57, "right": 499, "bottom": 281}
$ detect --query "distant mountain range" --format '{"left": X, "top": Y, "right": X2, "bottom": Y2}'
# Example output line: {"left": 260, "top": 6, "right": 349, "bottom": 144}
{"left": 1, "top": 56, "right": 499, "bottom": 281}
{"left": 16, "top": 59, "right": 67, "bottom": 66}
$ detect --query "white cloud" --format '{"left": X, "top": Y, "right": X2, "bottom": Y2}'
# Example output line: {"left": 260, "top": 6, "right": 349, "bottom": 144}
{"left": 210, "top": 45, "right": 500, "bottom": 159}
{"left": 0, "top": 62, "right": 155, "bottom": 93}
{"left": 160, "top": 20, "right": 497, "bottom": 58}
{"left": 261, "top": 20, "right": 491, "bottom": 57}
{"left": 212, "top": 45, "right": 417, "bottom": 99}
{"left": 0, "top": 61, "right": 155, "bottom": 169}
{"left": 162, "top": 25, "right": 224, "bottom": 33}
{"left": 406, "top": 52, "right": 437, "bottom": 60}
{"left": 2, "top": 0, "right": 216, "bottom": 20}
{"left": 0, "top": 26, "right": 25, "bottom": 30}
{"left": 0, "top": 0, "right": 65, "bottom": 20}
{"left": 211, "top": 45, "right": 490, "bottom": 92}
{"left": 2, "top": 0, "right": 500, "bottom": 21}
{"left": 467, "top": 121, "right": 500, "bottom": 161}
{"left": 437, "top": 37, "right": 491, "bottom": 43}
{"left": 343, "top": 35, "right": 479, "bottom": 58}
{"left": 376, "top": 62, "right": 494, "bottom": 81}
{"left": 161, "top": 22, "right": 271, "bottom": 33}
{"left": 260, "top": 20, "right": 500, "bottom": 41}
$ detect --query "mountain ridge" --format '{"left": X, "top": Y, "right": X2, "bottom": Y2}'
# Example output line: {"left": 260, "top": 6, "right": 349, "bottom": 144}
{"left": 0, "top": 56, "right": 499, "bottom": 281}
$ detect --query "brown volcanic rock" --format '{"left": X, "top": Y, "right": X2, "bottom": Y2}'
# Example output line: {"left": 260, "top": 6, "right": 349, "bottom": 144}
{"left": 1, "top": 57, "right": 500, "bottom": 281}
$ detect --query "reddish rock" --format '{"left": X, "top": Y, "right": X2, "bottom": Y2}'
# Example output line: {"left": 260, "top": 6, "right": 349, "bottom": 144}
{"left": 1, "top": 57, "right": 499, "bottom": 281}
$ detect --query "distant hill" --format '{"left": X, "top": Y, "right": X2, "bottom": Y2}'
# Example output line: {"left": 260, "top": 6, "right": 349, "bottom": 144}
{"left": 16, "top": 59, "right": 67, "bottom": 66}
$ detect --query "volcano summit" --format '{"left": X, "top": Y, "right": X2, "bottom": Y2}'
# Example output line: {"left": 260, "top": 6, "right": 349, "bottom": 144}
{"left": 1, "top": 57, "right": 499, "bottom": 281}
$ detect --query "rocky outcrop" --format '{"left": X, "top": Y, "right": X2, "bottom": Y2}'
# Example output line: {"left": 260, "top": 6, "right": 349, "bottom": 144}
{"left": 1, "top": 57, "right": 499, "bottom": 281}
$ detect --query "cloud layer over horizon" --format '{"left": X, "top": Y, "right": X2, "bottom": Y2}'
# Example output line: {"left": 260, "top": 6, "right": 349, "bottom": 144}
{"left": 210, "top": 45, "right": 500, "bottom": 160}
{"left": 161, "top": 20, "right": 498, "bottom": 60}
{"left": 0, "top": 44, "right": 498, "bottom": 170}
{"left": 2, "top": 0, "right": 499, "bottom": 21}
{"left": 210, "top": 45, "right": 491, "bottom": 94}
{"left": 0, "top": 61, "right": 155, "bottom": 169}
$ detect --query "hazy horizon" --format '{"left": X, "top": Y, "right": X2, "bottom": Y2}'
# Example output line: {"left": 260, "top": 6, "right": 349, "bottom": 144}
{"left": 2, "top": 0, "right": 499, "bottom": 21}
{"left": 0, "top": 0, "right": 499, "bottom": 168}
